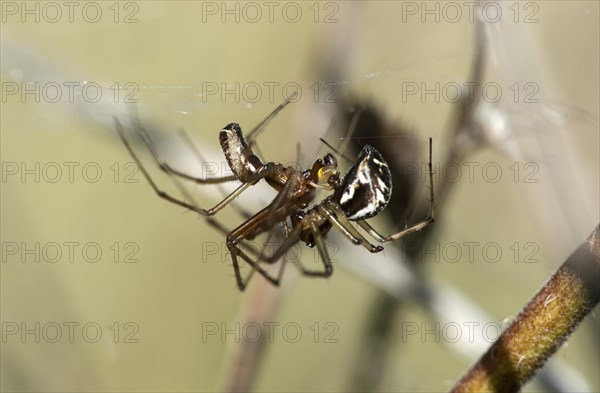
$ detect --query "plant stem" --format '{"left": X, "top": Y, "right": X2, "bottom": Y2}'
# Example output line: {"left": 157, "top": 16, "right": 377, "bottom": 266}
{"left": 451, "top": 224, "right": 600, "bottom": 392}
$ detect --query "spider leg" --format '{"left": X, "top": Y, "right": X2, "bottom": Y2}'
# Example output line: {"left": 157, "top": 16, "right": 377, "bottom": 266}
{"left": 227, "top": 227, "right": 296, "bottom": 291}
{"left": 290, "top": 221, "right": 333, "bottom": 277}
{"left": 261, "top": 224, "right": 303, "bottom": 263}
{"left": 242, "top": 219, "right": 337, "bottom": 283}
{"left": 357, "top": 217, "right": 433, "bottom": 243}
{"left": 205, "top": 214, "right": 293, "bottom": 289}
{"left": 263, "top": 172, "right": 302, "bottom": 228}
{"left": 230, "top": 244, "right": 284, "bottom": 290}
{"left": 315, "top": 206, "right": 361, "bottom": 245}
{"left": 206, "top": 208, "right": 337, "bottom": 288}
{"left": 319, "top": 203, "right": 384, "bottom": 253}
{"left": 357, "top": 137, "right": 435, "bottom": 242}
{"left": 245, "top": 91, "right": 298, "bottom": 146}
{"left": 126, "top": 114, "right": 237, "bottom": 185}
{"left": 178, "top": 129, "right": 253, "bottom": 220}
{"left": 205, "top": 216, "right": 265, "bottom": 258}
{"left": 223, "top": 194, "right": 299, "bottom": 290}
{"left": 237, "top": 225, "right": 302, "bottom": 289}
{"left": 207, "top": 214, "right": 292, "bottom": 265}
{"left": 225, "top": 171, "right": 300, "bottom": 263}
{"left": 228, "top": 174, "right": 307, "bottom": 290}
{"left": 224, "top": 212, "right": 283, "bottom": 291}
{"left": 115, "top": 116, "right": 280, "bottom": 216}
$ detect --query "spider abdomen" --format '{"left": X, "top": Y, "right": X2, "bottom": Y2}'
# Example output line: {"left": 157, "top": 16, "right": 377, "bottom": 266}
{"left": 336, "top": 145, "right": 392, "bottom": 221}
{"left": 219, "top": 123, "right": 263, "bottom": 182}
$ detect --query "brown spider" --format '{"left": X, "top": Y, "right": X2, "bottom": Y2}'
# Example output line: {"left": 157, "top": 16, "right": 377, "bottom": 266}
{"left": 114, "top": 98, "right": 435, "bottom": 291}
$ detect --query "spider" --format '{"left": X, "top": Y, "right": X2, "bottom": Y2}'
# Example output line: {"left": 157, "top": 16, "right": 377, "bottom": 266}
{"left": 114, "top": 97, "right": 435, "bottom": 291}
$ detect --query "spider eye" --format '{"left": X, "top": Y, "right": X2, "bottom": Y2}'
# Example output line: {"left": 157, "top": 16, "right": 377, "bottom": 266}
{"left": 336, "top": 145, "right": 392, "bottom": 221}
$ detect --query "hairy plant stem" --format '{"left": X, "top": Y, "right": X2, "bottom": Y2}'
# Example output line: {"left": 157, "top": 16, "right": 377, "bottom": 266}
{"left": 451, "top": 225, "right": 600, "bottom": 392}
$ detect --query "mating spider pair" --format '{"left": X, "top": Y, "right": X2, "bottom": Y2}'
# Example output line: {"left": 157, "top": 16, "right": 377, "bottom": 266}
{"left": 114, "top": 97, "right": 435, "bottom": 291}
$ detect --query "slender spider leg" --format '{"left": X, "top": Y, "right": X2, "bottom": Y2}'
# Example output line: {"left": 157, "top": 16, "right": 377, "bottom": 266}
{"left": 357, "top": 138, "right": 435, "bottom": 242}
{"left": 116, "top": 116, "right": 282, "bottom": 216}
{"left": 223, "top": 170, "right": 324, "bottom": 290}
{"left": 126, "top": 115, "right": 238, "bottom": 185}
{"left": 246, "top": 91, "right": 298, "bottom": 146}
{"left": 304, "top": 221, "right": 334, "bottom": 277}
{"left": 223, "top": 191, "right": 299, "bottom": 290}
{"left": 204, "top": 215, "right": 263, "bottom": 287}
{"left": 238, "top": 253, "right": 289, "bottom": 290}
{"left": 262, "top": 224, "right": 303, "bottom": 263}
{"left": 317, "top": 110, "right": 361, "bottom": 164}
{"left": 263, "top": 173, "right": 302, "bottom": 229}
{"left": 315, "top": 205, "right": 362, "bottom": 246}
{"left": 228, "top": 225, "right": 291, "bottom": 289}
{"left": 319, "top": 138, "right": 353, "bottom": 163}
{"left": 225, "top": 94, "right": 295, "bottom": 165}
{"left": 226, "top": 226, "right": 291, "bottom": 290}
{"left": 255, "top": 219, "right": 333, "bottom": 278}
{"left": 256, "top": 219, "right": 289, "bottom": 263}
{"left": 294, "top": 221, "right": 333, "bottom": 277}
{"left": 225, "top": 172, "right": 301, "bottom": 267}
{"left": 242, "top": 175, "right": 301, "bottom": 285}
{"left": 222, "top": 208, "right": 281, "bottom": 290}
{"left": 209, "top": 212, "right": 303, "bottom": 289}
{"left": 284, "top": 143, "right": 304, "bottom": 235}
{"left": 239, "top": 225, "right": 300, "bottom": 288}
{"left": 320, "top": 203, "right": 384, "bottom": 253}
{"left": 177, "top": 129, "right": 254, "bottom": 220}
{"left": 239, "top": 177, "right": 298, "bottom": 273}
{"left": 241, "top": 216, "right": 341, "bottom": 285}
{"left": 338, "top": 108, "right": 362, "bottom": 158}
{"left": 229, "top": 245, "right": 281, "bottom": 290}
{"left": 205, "top": 216, "right": 266, "bottom": 258}
{"left": 228, "top": 174, "right": 303, "bottom": 274}
{"left": 206, "top": 214, "right": 296, "bottom": 290}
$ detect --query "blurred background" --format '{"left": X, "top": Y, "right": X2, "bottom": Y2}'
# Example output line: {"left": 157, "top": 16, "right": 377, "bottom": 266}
{"left": 1, "top": 1, "right": 598, "bottom": 392}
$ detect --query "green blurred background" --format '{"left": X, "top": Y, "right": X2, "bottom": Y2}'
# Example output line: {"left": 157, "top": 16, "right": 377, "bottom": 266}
{"left": 1, "top": 1, "right": 598, "bottom": 392}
